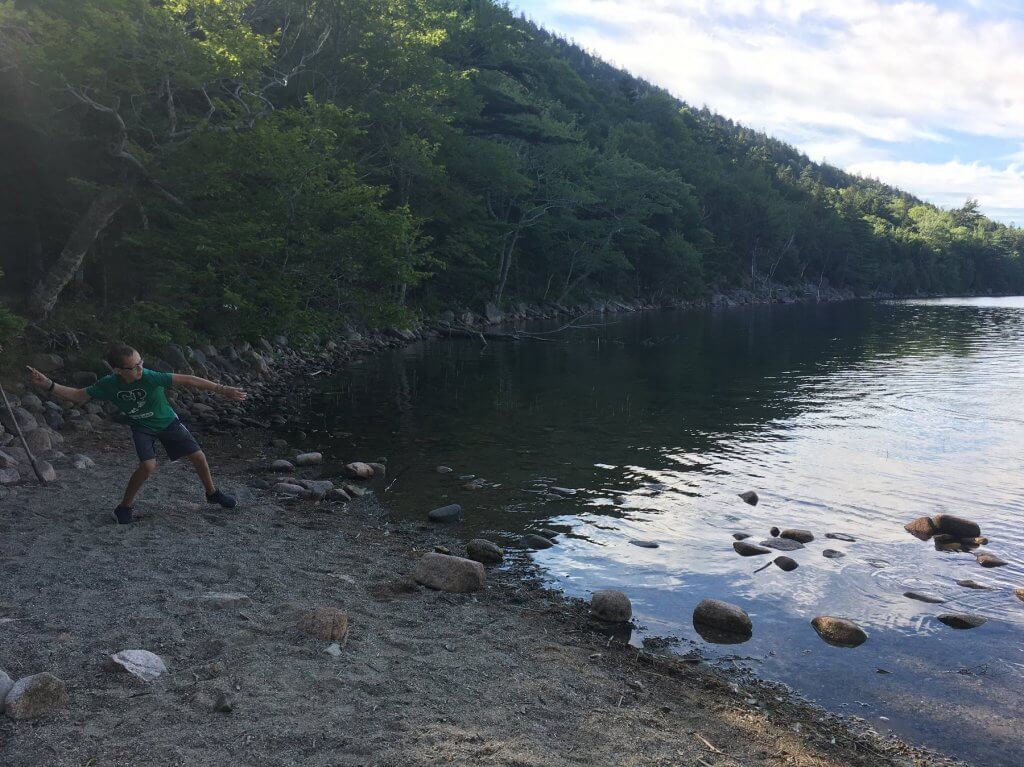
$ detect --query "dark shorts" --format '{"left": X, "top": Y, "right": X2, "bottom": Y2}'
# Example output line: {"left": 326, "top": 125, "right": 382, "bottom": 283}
{"left": 130, "top": 419, "right": 202, "bottom": 462}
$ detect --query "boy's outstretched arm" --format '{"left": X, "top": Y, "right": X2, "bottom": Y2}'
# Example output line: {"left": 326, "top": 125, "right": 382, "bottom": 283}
{"left": 171, "top": 374, "right": 247, "bottom": 401}
{"left": 26, "top": 366, "right": 90, "bottom": 404}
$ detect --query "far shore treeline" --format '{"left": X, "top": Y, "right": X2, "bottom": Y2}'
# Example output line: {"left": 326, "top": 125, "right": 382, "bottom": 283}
{"left": 1, "top": 0, "right": 1022, "bottom": 352}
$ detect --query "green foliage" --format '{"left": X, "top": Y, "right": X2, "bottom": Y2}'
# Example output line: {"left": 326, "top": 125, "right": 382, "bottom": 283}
{"left": 2, "top": 0, "right": 1023, "bottom": 351}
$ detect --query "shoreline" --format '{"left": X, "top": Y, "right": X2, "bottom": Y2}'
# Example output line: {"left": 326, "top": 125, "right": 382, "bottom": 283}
{"left": 0, "top": 423, "right": 964, "bottom": 766}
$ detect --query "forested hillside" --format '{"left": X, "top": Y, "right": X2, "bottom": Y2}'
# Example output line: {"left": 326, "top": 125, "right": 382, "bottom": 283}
{"left": 1, "top": 0, "right": 1022, "bottom": 348}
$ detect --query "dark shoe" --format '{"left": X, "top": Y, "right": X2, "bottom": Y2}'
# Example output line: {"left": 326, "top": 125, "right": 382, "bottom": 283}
{"left": 111, "top": 505, "right": 133, "bottom": 525}
{"left": 206, "top": 489, "right": 236, "bottom": 509}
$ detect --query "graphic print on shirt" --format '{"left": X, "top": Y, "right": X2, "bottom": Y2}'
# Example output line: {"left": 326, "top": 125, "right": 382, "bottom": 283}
{"left": 116, "top": 388, "right": 154, "bottom": 420}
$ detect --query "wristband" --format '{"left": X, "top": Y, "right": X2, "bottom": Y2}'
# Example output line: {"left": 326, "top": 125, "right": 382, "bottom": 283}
{"left": 47, "top": 379, "right": 56, "bottom": 393}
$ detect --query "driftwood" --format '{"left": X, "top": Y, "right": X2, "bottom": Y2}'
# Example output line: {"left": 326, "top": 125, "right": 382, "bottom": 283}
{"left": 0, "top": 383, "right": 47, "bottom": 485}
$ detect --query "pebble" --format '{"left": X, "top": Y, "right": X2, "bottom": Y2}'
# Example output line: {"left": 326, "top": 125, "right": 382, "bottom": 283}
{"left": 591, "top": 590, "right": 632, "bottom": 622}
{"left": 325, "top": 643, "right": 343, "bottom": 657}
{"left": 214, "top": 692, "right": 234, "bottom": 713}
{"left": 937, "top": 613, "right": 987, "bottom": 629}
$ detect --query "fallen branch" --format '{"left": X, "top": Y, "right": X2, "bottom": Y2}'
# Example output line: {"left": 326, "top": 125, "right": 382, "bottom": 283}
{"left": 0, "top": 383, "right": 47, "bottom": 485}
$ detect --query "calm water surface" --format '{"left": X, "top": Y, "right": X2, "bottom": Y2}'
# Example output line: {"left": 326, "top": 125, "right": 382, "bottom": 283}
{"left": 299, "top": 298, "right": 1024, "bottom": 767}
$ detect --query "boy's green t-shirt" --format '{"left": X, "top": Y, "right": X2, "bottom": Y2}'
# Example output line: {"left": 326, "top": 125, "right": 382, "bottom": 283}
{"left": 85, "top": 369, "right": 177, "bottom": 430}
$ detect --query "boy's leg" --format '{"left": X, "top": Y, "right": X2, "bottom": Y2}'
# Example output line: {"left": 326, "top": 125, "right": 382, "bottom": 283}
{"left": 186, "top": 450, "right": 216, "bottom": 494}
{"left": 121, "top": 460, "right": 157, "bottom": 506}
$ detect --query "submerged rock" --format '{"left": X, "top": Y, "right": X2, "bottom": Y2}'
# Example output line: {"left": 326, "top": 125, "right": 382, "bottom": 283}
{"left": 825, "top": 532, "right": 856, "bottom": 542}
{"left": 427, "top": 504, "right": 462, "bottom": 523}
{"left": 811, "top": 616, "right": 868, "bottom": 648}
{"left": 733, "top": 540, "right": 771, "bottom": 556}
{"left": 522, "top": 533, "right": 554, "bottom": 549}
{"left": 413, "top": 553, "right": 486, "bottom": 593}
{"left": 732, "top": 533, "right": 751, "bottom": 541}
{"left": 957, "top": 579, "right": 995, "bottom": 590}
{"left": 466, "top": 539, "right": 503, "bottom": 565}
{"left": 937, "top": 613, "right": 987, "bottom": 630}
{"left": 692, "top": 599, "right": 752, "bottom": 641}
{"left": 761, "top": 538, "right": 804, "bottom": 552}
{"left": 903, "top": 591, "right": 946, "bottom": 604}
{"left": 738, "top": 490, "right": 759, "bottom": 506}
{"left": 780, "top": 529, "right": 814, "bottom": 544}
{"left": 629, "top": 540, "right": 659, "bottom": 549}
{"left": 822, "top": 549, "right": 845, "bottom": 559}
{"left": 976, "top": 553, "right": 1008, "bottom": 568}
{"left": 591, "top": 590, "right": 632, "bottom": 622}
{"left": 774, "top": 556, "right": 799, "bottom": 572}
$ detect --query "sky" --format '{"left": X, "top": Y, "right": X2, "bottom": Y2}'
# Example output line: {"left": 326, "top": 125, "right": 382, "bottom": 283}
{"left": 509, "top": 0, "right": 1024, "bottom": 226}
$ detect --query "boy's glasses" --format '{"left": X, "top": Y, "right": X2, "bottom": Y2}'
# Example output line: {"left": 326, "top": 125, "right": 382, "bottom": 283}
{"left": 117, "top": 360, "right": 144, "bottom": 372}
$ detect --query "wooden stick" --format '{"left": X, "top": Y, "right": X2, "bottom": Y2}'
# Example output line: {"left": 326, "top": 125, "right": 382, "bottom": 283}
{"left": 0, "top": 383, "right": 47, "bottom": 485}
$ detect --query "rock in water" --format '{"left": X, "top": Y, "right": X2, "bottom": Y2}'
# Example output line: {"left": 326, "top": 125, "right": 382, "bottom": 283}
{"left": 294, "top": 452, "right": 323, "bottom": 467}
{"left": 769, "top": 526, "right": 780, "bottom": 537}
{"left": 810, "top": 616, "right": 868, "bottom": 648}
{"left": 436, "top": 465, "right": 453, "bottom": 474}
{"left": 904, "top": 516, "right": 936, "bottom": 541}
{"left": 937, "top": 613, "right": 987, "bottom": 630}
{"left": 825, "top": 532, "right": 856, "bottom": 542}
{"left": 774, "top": 556, "right": 799, "bottom": 572}
{"left": 976, "top": 553, "right": 1008, "bottom": 568}
{"left": 732, "top": 533, "right": 751, "bottom": 540}
{"left": 367, "top": 462, "right": 386, "bottom": 478}
{"left": 904, "top": 591, "right": 946, "bottom": 604}
{"left": 822, "top": 549, "right": 845, "bottom": 559}
{"left": 733, "top": 541, "right": 771, "bottom": 556}
{"left": 110, "top": 650, "right": 168, "bottom": 683}
{"left": 1014, "top": 587, "right": 1024, "bottom": 602}
{"left": 413, "top": 553, "right": 486, "bottom": 593}
{"left": 957, "top": 579, "right": 995, "bottom": 590}
{"left": 297, "top": 608, "right": 350, "bottom": 641}
{"left": 344, "top": 462, "right": 374, "bottom": 479}
{"left": 760, "top": 538, "right": 804, "bottom": 552}
{"left": 932, "top": 514, "right": 981, "bottom": 539}
{"left": 3, "top": 673, "right": 68, "bottom": 720}
{"left": 427, "top": 504, "right": 462, "bottom": 523}
{"left": 780, "top": 529, "right": 814, "bottom": 543}
{"left": 692, "top": 599, "right": 753, "bottom": 640}
{"left": 466, "top": 539, "right": 503, "bottom": 565}
{"left": 523, "top": 533, "right": 554, "bottom": 549}
{"left": 591, "top": 590, "right": 632, "bottom": 622}
{"left": 629, "top": 540, "right": 659, "bottom": 549}
{"left": 738, "top": 490, "right": 759, "bottom": 506}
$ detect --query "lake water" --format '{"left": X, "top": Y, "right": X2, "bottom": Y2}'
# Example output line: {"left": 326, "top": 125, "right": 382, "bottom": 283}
{"left": 299, "top": 298, "right": 1024, "bottom": 767}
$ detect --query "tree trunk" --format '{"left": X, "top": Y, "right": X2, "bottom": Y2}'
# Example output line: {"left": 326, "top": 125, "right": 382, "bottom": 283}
{"left": 27, "top": 184, "right": 134, "bottom": 319}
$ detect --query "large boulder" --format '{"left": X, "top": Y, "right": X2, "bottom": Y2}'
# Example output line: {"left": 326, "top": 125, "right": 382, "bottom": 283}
{"left": 413, "top": 553, "right": 485, "bottom": 593}
{"left": 692, "top": 599, "right": 752, "bottom": 639}
{"left": 591, "top": 590, "right": 632, "bottom": 622}
{"left": 466, "top": 539, "right": 503, "bottom": 565}
{"left": 3, "top": 672, "right": 68, "bottom": 720}
{"left": 810, "top": 616, "right": 868, "bottom": 647}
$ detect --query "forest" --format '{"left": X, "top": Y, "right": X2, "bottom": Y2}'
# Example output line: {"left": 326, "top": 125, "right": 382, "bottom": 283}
{"left": 1, "top": 0, "right": 1022, "bottom": 349}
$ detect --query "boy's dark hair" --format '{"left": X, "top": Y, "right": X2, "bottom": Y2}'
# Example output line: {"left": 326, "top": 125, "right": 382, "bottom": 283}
{"left": 105, "top": 343, "right": 137, "bottom": 369}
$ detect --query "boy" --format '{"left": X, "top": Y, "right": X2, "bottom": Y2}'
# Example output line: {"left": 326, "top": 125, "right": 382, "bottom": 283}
{"left": 26, "top": 343, "right": 246, "bottom": 524}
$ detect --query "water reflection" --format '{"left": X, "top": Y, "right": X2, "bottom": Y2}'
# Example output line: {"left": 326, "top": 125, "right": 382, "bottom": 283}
{"left": 300, "top": 298, "right": 1024, "bottom": 767}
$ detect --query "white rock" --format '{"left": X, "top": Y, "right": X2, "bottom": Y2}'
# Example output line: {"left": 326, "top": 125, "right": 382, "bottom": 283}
{"left": 110, "top": 649, "right": 168, "bottom": 683}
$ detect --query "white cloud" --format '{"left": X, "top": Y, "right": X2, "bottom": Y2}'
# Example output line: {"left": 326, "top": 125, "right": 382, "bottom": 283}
{"left": 519, "top": 0, "right": 1024, "bottom": 222}
{"left": 847, "top": 159, "right": 1024, "bottom": 225}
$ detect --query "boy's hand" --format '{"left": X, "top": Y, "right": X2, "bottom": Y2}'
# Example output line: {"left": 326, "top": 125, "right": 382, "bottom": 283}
{"left": 26, "top": 366, "right": 50, "bottom": 388}
{"left": 220, "top": 385, "right": 247, "bottom": 402}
